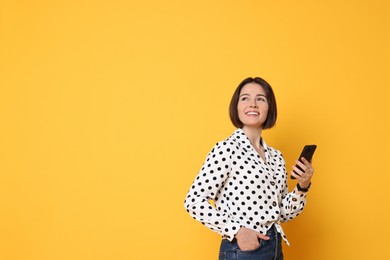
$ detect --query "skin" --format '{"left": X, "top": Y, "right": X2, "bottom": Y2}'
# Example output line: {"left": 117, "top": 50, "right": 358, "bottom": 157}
{"left": 234, "top": 82, "right": 315, "bottom": 251}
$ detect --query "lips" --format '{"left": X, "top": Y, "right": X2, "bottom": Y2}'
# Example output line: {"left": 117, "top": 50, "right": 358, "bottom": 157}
{"left": 245, "top": 111, "right": 260, "bottom": 116}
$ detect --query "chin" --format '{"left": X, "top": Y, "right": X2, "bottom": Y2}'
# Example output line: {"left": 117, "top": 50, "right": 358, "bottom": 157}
{"left": 243, "top": 123, "right": 264, "bottom": 129}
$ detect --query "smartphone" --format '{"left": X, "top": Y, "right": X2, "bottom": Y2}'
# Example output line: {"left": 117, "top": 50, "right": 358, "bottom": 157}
{"left": 291, "top": 145, "right": 317, "bottom": 179}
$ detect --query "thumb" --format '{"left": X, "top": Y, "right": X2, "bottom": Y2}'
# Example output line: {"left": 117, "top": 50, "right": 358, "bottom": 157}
{"left": 257, "top": 232, "right": 270, "bottom": 240}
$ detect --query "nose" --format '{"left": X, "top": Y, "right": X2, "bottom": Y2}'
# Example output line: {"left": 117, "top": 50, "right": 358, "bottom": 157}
{"left": 250, "top": 99, "right": 258, "bottom": 108}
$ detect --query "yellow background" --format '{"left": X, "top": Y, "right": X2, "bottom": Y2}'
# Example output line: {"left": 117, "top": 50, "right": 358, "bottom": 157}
{"left": 0, "top": 0, "right": 389, "bottom": 259}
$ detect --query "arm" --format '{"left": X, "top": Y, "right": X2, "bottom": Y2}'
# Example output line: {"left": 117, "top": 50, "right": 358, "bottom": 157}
{"left": 184, "top": 142, "right": 241, "bottom": 240}
{"left": 279, "top": 156, "right": 313, "bottom": 222}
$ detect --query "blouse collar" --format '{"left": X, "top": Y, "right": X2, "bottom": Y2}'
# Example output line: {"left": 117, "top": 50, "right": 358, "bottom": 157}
{"left": 232, "top": 128, "right": 271, "bottom": 163}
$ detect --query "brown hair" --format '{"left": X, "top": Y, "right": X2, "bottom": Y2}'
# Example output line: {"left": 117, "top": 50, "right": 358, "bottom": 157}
{"left": 229, "top": 77, "right": 277, "bottom": 129}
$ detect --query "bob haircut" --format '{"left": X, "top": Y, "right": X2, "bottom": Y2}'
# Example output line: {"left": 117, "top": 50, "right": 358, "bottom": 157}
{"left": 229, "top": 77, "right": 277, "bottom": 129}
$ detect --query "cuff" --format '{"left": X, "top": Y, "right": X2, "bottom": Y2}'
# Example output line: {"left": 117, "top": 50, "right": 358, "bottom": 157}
{"left": 222, "top": 218, "right": 241, "bottom": 241}
{"left": 290, "top": 191, "right": 307, "bottom": 204}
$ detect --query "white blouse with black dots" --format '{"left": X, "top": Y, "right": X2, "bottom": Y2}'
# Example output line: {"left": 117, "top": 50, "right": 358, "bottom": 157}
{"left": 184, "top": 128, "right": 307, "bottom": 245}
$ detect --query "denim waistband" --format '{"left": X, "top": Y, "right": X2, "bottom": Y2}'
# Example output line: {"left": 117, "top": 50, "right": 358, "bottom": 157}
{"left": 225, "top": 224, "right": 278, "bottom": 242}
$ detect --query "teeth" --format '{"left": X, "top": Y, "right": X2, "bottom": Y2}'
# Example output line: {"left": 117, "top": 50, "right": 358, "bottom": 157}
{"left": 247, "top": 112, "right": 259, "bottom": 115}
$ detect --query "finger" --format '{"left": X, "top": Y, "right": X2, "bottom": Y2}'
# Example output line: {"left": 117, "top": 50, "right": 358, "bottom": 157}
{"left": 301, "top": 157, "right": 313, "bottom": 167}
{"left": 292, "top": 164, "right": 305, "bottom": 176}
{"left": 257, "top": 233, "right": 270, "bottom": 240}
{"left": 300, "top": 158, "right": 315, "bottom": 175}
{"left": 296, "top": 160, "right": 308, "bottom": 171}
{"left": 290, "top": 170, "right": 302, "bottom": 180}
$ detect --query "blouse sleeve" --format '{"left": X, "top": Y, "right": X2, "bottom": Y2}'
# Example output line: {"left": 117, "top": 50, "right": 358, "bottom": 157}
{"left": 184, "top": 141, "right": 241, "bottom": 241}
{"left": 278, "top": 151, "right": 308, "bottom": 222}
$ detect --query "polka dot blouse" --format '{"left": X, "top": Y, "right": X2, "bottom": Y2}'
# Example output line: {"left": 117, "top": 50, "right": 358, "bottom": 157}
{"left": 184, "top": 129, "right": 307, "bottom": 245}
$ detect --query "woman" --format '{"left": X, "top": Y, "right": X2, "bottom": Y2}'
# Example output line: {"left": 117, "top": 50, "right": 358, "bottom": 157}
{"left": 184, "top": 77, "right": 314, "bottom": 260}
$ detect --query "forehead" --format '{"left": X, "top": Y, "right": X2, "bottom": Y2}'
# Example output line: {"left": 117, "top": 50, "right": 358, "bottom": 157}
{"left": 240, "top": 82, "right": 266, "bottom": 95}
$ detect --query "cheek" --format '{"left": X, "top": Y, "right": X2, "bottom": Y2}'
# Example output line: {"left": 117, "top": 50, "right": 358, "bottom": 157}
{"left": 262, "top": 107, "right": 269, "bottom": 118}
{"left": 237, "top": 105, "right": 245, "bottom": 118}
{"left": 262, "top": 106, "right": 268, "bottom": 112}
{"left": 256, "top": 104, "right": 268, "bottom": 119}
{"left": 263, "top": 105, "right": 269, "bottom": 113}
{"left": 236, "top": 103, "right": 242, "bottom": 112}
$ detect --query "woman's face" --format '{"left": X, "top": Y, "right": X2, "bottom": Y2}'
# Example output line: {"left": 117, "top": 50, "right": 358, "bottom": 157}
{"left": 237, "top": 83, "right": 269, "bottom": 129}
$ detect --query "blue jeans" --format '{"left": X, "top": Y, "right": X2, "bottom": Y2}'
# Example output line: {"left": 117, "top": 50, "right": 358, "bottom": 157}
{"left": 219, "top": 225, "right": 283, "bottom": 260}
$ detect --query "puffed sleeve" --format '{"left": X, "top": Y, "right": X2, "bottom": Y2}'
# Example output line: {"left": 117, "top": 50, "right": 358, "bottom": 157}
{"left": 184, "top": 141, "right": 241, "bottom": 241}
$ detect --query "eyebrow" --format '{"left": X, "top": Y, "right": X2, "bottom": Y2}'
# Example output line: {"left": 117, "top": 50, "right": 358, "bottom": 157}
{"left": 239, "top": 93, "right": 267, "bottom": 97}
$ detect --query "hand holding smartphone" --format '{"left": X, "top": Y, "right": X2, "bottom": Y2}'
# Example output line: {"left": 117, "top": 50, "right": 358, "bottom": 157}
{"left": 291, "top": 145, "right": 317, "bottom": 179}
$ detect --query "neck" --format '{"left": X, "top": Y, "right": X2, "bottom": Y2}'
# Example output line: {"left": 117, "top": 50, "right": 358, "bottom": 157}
{"left": 242, "top": 126, "right": 263, "bottom": 149}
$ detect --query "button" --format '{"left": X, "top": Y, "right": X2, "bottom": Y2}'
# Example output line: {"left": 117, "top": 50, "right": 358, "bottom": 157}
{"left": 292, "top": 198, "right": 297, "bottom": 202}
{"left": 272, "top": 202, "right": 277, "bottom": 207}
{"left": 270, "top": 181, "right": 275, "bottom": 186}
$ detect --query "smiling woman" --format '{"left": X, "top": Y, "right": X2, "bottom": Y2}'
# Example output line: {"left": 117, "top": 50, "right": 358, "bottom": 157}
{"left": 0, "top": 0, "right": 386, "bottom": 258}
{"left": 237, "top": 83, "right": 268, "bottom": 130}
{"left": 237, "top": 83, "right": 269, "bottom": 129}
{"left": 229, "top": 77, "right": 277, "bottom": 130}
{"left": 184, "top": 77, "right": 315, "bottom": 260}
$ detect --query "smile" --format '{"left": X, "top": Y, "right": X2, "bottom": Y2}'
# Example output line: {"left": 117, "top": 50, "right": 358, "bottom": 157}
{"left": 245, "top": 111, "right": 260, "bottom": 116}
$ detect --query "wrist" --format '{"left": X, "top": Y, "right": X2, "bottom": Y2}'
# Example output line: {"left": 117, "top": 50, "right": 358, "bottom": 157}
{"left": 296, "top": 182, "right": 311, "bottom": 192}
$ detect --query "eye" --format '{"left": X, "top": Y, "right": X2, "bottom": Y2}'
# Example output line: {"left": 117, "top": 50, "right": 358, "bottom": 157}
{"left": 240, "top": 97, "right": 249, "bottom": 101}
{"left": 257, "top": 97, "right": 267, "bottom": 102}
